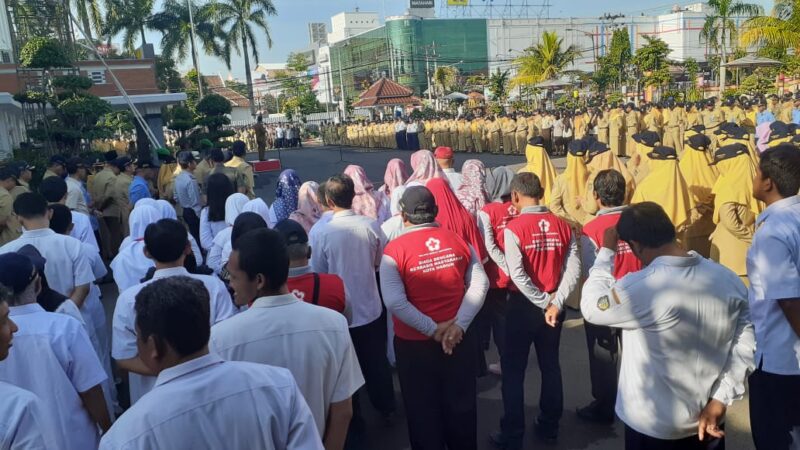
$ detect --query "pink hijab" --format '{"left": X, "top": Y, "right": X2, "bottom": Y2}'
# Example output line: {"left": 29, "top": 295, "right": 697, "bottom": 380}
{"left": 456, "top": 159, "right": 489, "bottom": 217}
{"left": 756, "top": 122, "right": 771, "bottom": 154}
{"left": 344, "top": 165, "right": 384, "bottom": 221}
{"left": 406, "top": 150, "right": 445, "bottom": 186}
{"left": 289, "top": 181, "right": 322, "bottom": 232}
{"left": 378, "top": 158, "right": 409, "bottom": 197}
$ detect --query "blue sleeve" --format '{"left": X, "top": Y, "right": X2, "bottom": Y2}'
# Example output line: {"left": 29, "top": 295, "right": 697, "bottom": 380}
{"left": 129, "top": 183, "right": 149, "bottom": 205}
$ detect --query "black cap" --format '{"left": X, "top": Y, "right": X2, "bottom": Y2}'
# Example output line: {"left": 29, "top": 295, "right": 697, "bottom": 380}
{"left": 104, "top": 150, "right": 118, "bottom": 162}
{"left": 686, "top": 133, "right": 711, "bottom": 151}
{"left": 711, "top": 143, "right": 748, "bottom": 165}
{"left": 633, "top": 131, "right": 660, "bottom": 147}
{"left": 714, "top": 122, "right": 737, "bottom": 136}
{"left": 65, "top": 157, "right": 87, "bottom": 173}
{"left": 727, "top": 125, "right": 749, "bottom": 140}
{"left": 0, "top": 166, "right": 15, "bottom": 180}
{"left": 48, "top": 155, "right": 67, "bottom": 167}
{"left": 567, "top": 139, "right": 587, "bottom": 157}
{"left": 12, "top": 161, "right": 34, "bottom": 174}
{"left": 210, "top": 148, "right": 225, "bottom": 162}
{"left": 400, "top": 186, "right": 437, "bottom": 216}
{"left": 0, "top": 253, "right": 35, "bottom": 294}
{"left": 587, "top": 141, "right": 610, "bottom": 161}
{"left": 136, "top": 158, "right": 159, "bottom": 169}
{"left": 647, "top": 145, "right": 678, "bottom": 160}
{"left": 528, "top": 136, "right": 545, "bottom": 147}
{"left": 113, "top": 156, "right": 133, "bottom": 170}
{"left": 689, "top": 124, "right": 705, "bottom": 134}
{"left": 274, "top": 219, "right": 309, "bottom": 245}
{"left": 770, "top": 121, "right": 790, "bottom": 139}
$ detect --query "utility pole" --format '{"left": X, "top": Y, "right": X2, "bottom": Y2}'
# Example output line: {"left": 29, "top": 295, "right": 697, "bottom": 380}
{"left": 337, "top": 47, "right": 347, "bottom": 121}
{"left": 425, "top": 46, "right": 433, "bottom": 103}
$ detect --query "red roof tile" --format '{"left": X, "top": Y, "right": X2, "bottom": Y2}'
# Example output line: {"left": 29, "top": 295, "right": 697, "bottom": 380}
{"left": 353, "top": 77, "right": 420, "bottom": 107}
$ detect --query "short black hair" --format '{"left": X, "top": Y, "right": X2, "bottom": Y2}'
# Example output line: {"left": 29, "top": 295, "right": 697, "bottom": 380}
{"left": 231, "top": 212, "right": 267, "bottom": 247}
{"left": 48, "top": 203, "right": 72, "bottom": 234}
{"left": 316, "top": 181, "right": 327, "bottom": 206}
{"left": 617, "top": 202, "right": 676, "bottom": 249}
{"left": 232, "top": 228, "right": 288, "bottom": 290}
{"left": 510, "top": 172, "right": 544, "bottom": 199}
{"left": 231, "top": 140, "right": 246, "bottom": 157}
{"left": 13, "top": 192, "right": 48, "bottom": 219}
{"left": 38, "top": 176, "right": 68, "bottom": 203}
{"left": 594, "top": 169, "right": 626, "bottom": 207}
{"left": 210, "top": 148, "right": 225, "bottom": 163}
{"left": 135, "top": 276, "right": 210, "bottom": 358}
{"left": 325, "top": 175, "right": 355, "bottom": 209}
{"left": 205, "top": 173, "right": 234, "bottom": 222}
{"left": 759, "top": 145, "right": 800, "bottom": 198}
{"left": 405, "top": 211, "right": 437, "bottom": 225}
{"left": 144, "top": 219, "right": 189, "bottom": 263}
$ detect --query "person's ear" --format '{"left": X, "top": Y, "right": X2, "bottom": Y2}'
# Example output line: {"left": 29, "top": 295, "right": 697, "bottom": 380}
{"left": 255, "top": 273, "right": 268, "bottom": 292}
{"left": 67, "top": 223, "right": 74, "bottom": 234}
{"left": 46, "top": 208, "right": 53, "bottom": 221}
{"left": 144, "top": 246, "right": 152, "bottom": 260}
{"left": 326, "top": 198, "right": 336, "bottom": 210}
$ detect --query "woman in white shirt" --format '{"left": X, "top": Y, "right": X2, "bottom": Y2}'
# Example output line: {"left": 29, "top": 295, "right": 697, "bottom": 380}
{"left": 207, "top": 193, "right": 249, "bottom": 274}
{"left": 110, "top": 204, "right": 161, "bottom": 291}
{"left": 200, "top": 173, "right": 234, "bottom": 251}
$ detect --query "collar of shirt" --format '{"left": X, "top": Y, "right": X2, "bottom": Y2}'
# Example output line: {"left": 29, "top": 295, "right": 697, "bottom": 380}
{"left": 154, "top": 353, "right": 224, "bottom": 388}
{"left": 400, "top": 222, "right": 439, "bottom": 236}
{"left": 152, "top": 267, "right": 191, "bottom": 280}
{"left": 597, "top": 205, "right": 627, "bottom": 216}
{"left": 520, "top": 205, "right": 549, "bottom": 214}
{"left": 21, "top": 228, "right": 56, "bottom": 239}
{"left": 648, "top": 250, "right": 702, "bottom": 269}
{"left": 9, "top": 303, "right": 45, "bottom": 316}
{"left": 757, "top": 195, "right": 800, "bottom": 227}
{"left": 251, "top": 293, "right": 300, "bottom": 309}
{"left": 443, "top": 168, "right": 456, "bottom": 174}
{"left": 332, "top": 210, "right": 355, "bottom": 219}
{"left": 288, "top": 265, "right": 313, "bottom": 277}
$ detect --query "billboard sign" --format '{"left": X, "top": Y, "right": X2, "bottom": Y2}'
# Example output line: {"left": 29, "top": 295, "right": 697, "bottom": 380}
{"left": 447, "top": 0, "right": 468, "bottom": 5}
{"left": 410, "top": 0, "right": 435, "bottom": 7}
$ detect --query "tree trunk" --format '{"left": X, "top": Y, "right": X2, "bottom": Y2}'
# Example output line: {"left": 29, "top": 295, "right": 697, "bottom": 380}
{"left": 140, "top": 26, "right": 148, "bottom": 58}
{"left": 80, "top": 4, "right": 95, "bottom": 43}
{"left": 719, "top": 23, "right": 728, "bottom": 93}
{"left": 242, "top": 32, "right": 256, "bottom": 117}
{"left": 189, "top": 27, "right": 204, "bottom": 98}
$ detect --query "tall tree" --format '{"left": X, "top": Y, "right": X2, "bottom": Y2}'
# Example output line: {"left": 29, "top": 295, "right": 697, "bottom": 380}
{"left": 700, "top": 0, "right": 762, "bottom": 82}
{"left": 487, "top": 68, "right": 510, "bottom": 102}
{"left": 73, "top": 0, "right": 104, "bottom": 42}
{"left": 740, "top": 0, "right": 800, "bottom": 54}
{"left": 104, "top": 0, "right": 155, "bottom": 55}
{"left": 209, "top": 0, "right": 277, "bottom": 116}
{"left": 432, "top": 66, "right": 459, "bottom": 96}
{"left": 512, "top": 30, "right": 579, "bottom": 86}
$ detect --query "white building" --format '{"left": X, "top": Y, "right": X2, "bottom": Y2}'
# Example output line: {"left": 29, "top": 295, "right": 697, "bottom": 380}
{"left": 327, "top": 10, "right": 381, "bottom": 45}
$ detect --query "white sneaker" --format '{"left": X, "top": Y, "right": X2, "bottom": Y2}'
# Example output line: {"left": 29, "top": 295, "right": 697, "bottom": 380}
{"left": 488, "top": 363, "right": 502, "bottom": 375}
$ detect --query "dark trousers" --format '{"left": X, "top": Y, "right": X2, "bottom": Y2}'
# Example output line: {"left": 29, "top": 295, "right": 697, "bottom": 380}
{"left": 500, "top": 292, "right": 564, "bottom": 445}
{"left": 475, "top": 288, "right": 508, "bottom": 372}
{"left": 395, "top": 332, "right": 478, "bottom": 450}
{"left": 349, "top": 311, "right": 396, "bottom": 415}
{"left": 395, "top": 131, "right": 407, "bottom": 150}
{"left": 584, "top": 322, "right": 620, "bottom": 415}
{"left": 182, "top": 208, "right": 201, "bottom": 250}
{"left": 749, "top": 368, "right": 800, "bottom": 450}
{"left": 257, "top": 143, "right": 266, "bottom": 161}
{"left": 407, "top": 132, "right": 420, "bottom": 151}
{"left": 625, "top": 425, "right": 724, "bottom": 450}
{"left": 103, "top": 216, "right": 122, "bottom": 258}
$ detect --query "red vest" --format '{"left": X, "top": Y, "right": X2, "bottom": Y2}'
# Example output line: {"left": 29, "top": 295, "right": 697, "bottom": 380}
{"left": 505, "top": 210, "right": 572, "bottom": 294}
{"left": 384, "top": 227, "right": 471, "bottom": 341}
{"left": 287, "top": 273, "right": 347, "bottom": 314}
{"left": 481, "top": 201, "right": 519, "bottom": 289}
{"left": 582, "top": 211, "right": 642, "bottom": 279}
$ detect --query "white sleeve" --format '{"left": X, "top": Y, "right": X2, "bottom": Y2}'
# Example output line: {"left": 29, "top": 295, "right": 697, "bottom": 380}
{"left": 710, "top": 293, "right": 756, "bottom": 405}
{"left": 200, "top": 208, "right": 214, "bottom": 250}
{"left": 111, "top": 292, "right": 139, "bottom": 360}
{"left": 552, "top": 235, "right": 581, "bottom": 311}
{"left": 64, "top": 319, "right": 107, "bottom": 393}
{"left": 210, "top": 277, "right": 237, "bottom": 323}
{"left": 477, "top": 210, "right": 507, "bottom": 273}
{"left": 7, "top": 392, "right": 49, "bottom": 450}
{"left": 286, "top": 375, "right": 325, "bottom": 450}
{"left": 379, "top": 255, "right": 437, "bottom": 336}
{"left": 454, "top": 246, "right": 489, "bottom": 332}
{"left": 330, "top": 316, "right": 365, "bottom": 403}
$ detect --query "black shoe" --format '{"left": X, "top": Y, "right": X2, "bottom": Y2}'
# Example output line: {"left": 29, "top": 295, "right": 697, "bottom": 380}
{"left": 577, "top": 402, "right": 615, "bottom": 424}
{"left": 488, "top": 431, "right": 521, "bottom": 450}
{"left": 533, "top": 421, "right": 558, "bottom": 445}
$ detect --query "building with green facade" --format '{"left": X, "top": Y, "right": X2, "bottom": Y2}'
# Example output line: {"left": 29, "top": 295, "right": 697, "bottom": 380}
{"left": 329, "top": 16, "right": 488, "bottom": 102}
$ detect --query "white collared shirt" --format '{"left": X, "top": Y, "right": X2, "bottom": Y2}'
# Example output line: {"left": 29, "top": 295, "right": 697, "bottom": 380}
{"left": 311, "top": 210, "right": 386, "bottom": 327}
{"left": 65, "top": 176, "right": 89, "bottom": 215}
{"left": 582, "top": 249, "right": 755, "bottom": 439}
{"left": 442, "top": 168, "right": 463, "bottom": 191}
{"left": 0, "top": 304, "right": 107, "bottom": 450}
{"left": 100, "top": 354, "right": 323, "bottom": 450}
{"left": 0, "top": 228, "right": 94, "bottom": 299}
{"left": 70, "top": 210, "right": 99, "bottom": 252}
{"left": 0, "top": 382, "right": 49, "bottom": 449}
{"left": 308, "top": 211, "right": 334, "bottom": 248}
{"left": 112, "top": 267, "right": 237, "bottom": 404}
{"left": 211, "top": 294, "right": 364, "bottom": 436}
{"left": 747, "top": 195, "right": 800, "bottom": 375}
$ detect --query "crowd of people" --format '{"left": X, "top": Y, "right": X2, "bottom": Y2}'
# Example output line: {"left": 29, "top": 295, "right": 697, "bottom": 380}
{"left": 0, "top": 94, "right": 798, "bottom": 450}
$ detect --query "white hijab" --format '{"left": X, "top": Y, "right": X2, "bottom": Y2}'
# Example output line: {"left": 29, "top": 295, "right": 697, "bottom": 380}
{"left": 111, "top": 204, "right": 160, "bottom": 292}
{"left": 242, "top": 198, "right": 270, "bottom": 226}
{"left": 225, "top": 194, "right": 249, "bottom": 226}
{"left": 119, "top": 204, "right": 161, "bottom": 251}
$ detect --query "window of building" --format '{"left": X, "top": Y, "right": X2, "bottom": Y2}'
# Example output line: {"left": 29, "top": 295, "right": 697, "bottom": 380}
{"left": 89, "top": 70, "right": 106, "bottom": 84}
{"left": 0, "top": 51, "right": 10, "bottom": 63}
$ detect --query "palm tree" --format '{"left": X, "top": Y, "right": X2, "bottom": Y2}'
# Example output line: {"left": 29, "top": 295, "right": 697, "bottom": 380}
{"left": 208, "top": 0, "right": 277, "bottom": 116}
{"left": 433, "top": 65, "right": 458, "bottom": 96}
{"left": 740, "top": 0, "right": 800, "bottom": 53}
{"left": 72, "top": 0, "right": 104, "bottom": 42}
{"left": 149, "top": 0, "right": 227, "bottom": 96}
{"left": 487, "top": 68, "right": 510, "bottom": 102}
{"left": 700, "top": 0, "right": 762, "bottom": 84}
{"left": 512, "top": 30, "right": 579, "bottom": 87}
{"left": 104, "top": 0, "right": 155, "bottom": 55}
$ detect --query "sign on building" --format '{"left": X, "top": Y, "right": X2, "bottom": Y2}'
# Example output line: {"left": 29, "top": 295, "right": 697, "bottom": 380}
{"left": 447, "top": 0, "right": 468, "bottom": 5}
{"left": 410, "top": 0, "right": 435, "bottom": 7}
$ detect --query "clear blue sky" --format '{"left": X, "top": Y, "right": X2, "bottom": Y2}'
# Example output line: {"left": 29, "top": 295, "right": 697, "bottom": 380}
{"left": 141, "top": 0, "right": 773, "bottom": 80}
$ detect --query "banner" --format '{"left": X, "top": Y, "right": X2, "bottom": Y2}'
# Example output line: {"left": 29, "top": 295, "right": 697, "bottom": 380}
{"left": 410, "top": 0, "right": 435, "bottom": 7}
{"left": 447, "top": 0, "right": 468, "bottom": 5}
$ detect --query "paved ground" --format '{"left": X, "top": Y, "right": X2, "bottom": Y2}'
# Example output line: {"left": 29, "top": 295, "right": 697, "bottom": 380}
{"left": 102, "top": 143, "right": 755, "bottom": 450}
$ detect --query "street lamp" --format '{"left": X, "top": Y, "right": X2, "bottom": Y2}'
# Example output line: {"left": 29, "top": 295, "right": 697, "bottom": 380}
{"left": 566, "top": 28, "right": 597, "bottom": 72}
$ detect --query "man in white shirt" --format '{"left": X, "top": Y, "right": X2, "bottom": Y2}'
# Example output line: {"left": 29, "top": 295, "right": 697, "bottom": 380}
{"left": 0, "top": 283, "right": 50, "bottom": 449}
{"left": 276, "top": 124, "right": 285, "bottom": 148}
{"left": 311, "top": 175, "right": 397, "bottom": 426}
{"left": 394, "top": 117, "right": 407, "bottom": 150}
{"left": 0, "top": 252, "right": 110, "bottom": 450}
{"left": 102, "top": 276, "right": 323, "bottom": 449}
{"left": 65, "top": 157, "right": 90, "bottom": 215}
{"left": 747, "top": 145, "right": 800, "bottom": 450}
{"left": 39, "top": 175, "right": 100, "bottom": 252}
{"left": 212, "top": 227, "right": 364, "bottom": 450}
{"left": 0, "top": 193, "right": 93, "bottom": 309}
{"left": 112, "top": 219, "right": 236, "bottom": 404}
{"left": 434, "top": 146, "right": 463, "bottom": 190}
{"left": 581, "top": 202, "right": 755, "bottom": 450}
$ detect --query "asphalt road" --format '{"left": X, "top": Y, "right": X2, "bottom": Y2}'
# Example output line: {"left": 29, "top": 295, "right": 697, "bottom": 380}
{"left": 102, "top": 143, "right": 756, "bottom": 450}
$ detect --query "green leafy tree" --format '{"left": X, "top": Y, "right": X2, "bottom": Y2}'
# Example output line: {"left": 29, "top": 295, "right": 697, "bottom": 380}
{"left": 194, "top": 93, "right": 235, "bottom": 145}
{"left": 487, "top": 68, "right": 510, "bottom": 103}
{"left": 605, "top": 28, "right": 633, "bottom": 87}
{"left": 155, "top": 56, "right": 183, "bottom": 92}
{"left": 74, "top": 0, "right": 104, "bottom": 42}
{"left": 433, "top": 66, "right": 459, "bottom": 96}
{"left": 741, "top": 0, "right": 800, "bottom": 54}
{"left": 209, "top": 0, "right": 278, "bottom": 116}
{"left": 19, "top": 37, "right": 72, "bottom": 68}
{"left": 104, "top": 0, "right": 155, "bottom": 55}
{"left": 512, "top": 30, "right": 579, "bottom": 86}
{"left": 701, "top": 0, "right": 762, "bottom": 83}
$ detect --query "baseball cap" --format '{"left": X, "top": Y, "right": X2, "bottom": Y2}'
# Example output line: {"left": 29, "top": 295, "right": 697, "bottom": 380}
{"left": 434, "top": 146, "right": 453, "bottom": 159}
{"left": 113, "top": 156, "right": 133, "bottom": 171}
{"left": 274, "top": 219, "right": 309, "bottom": 245}
{"left": 711, "top": 143, "right": 748, "bottom": 165}
{"left": 0, "top": 253, "right": 36, "bottom": 294}
{"left": 399, "top": 186, "right": 437, "bottom": 216}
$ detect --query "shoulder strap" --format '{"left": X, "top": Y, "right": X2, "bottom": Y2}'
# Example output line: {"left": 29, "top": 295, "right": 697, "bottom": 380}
{"left": 312, "top": 273, "right": 320, "bottom": 305}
